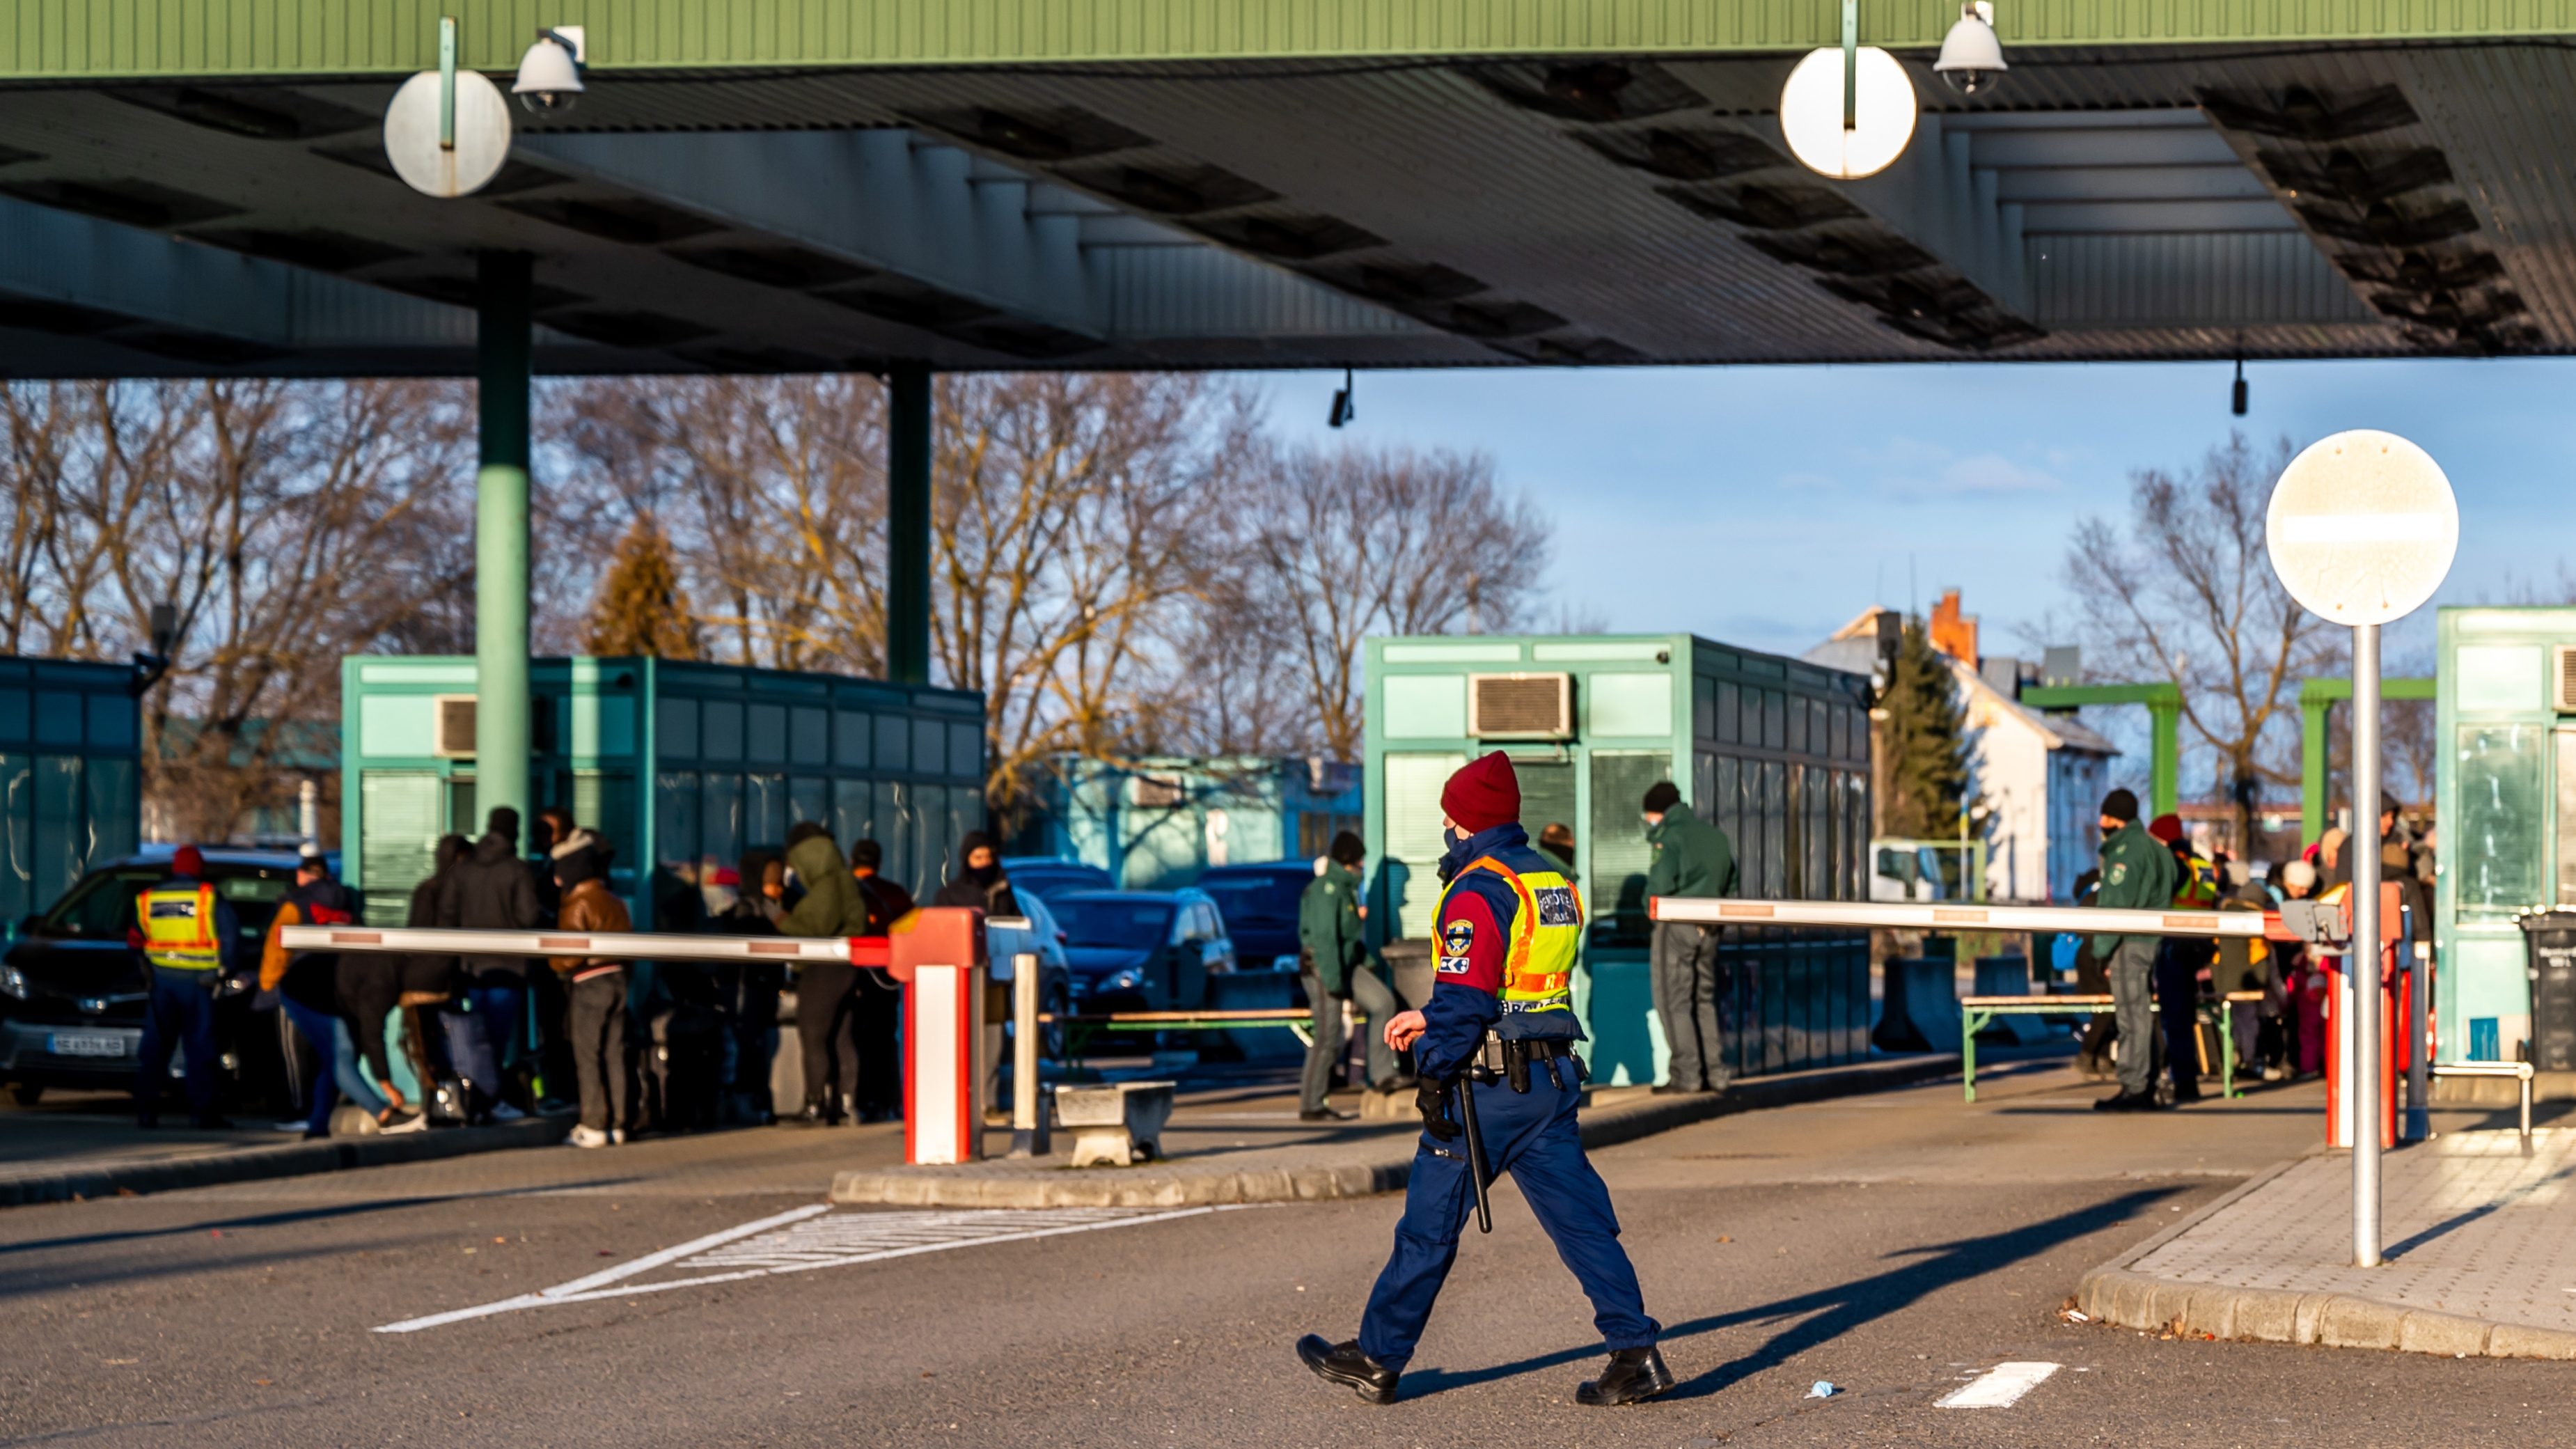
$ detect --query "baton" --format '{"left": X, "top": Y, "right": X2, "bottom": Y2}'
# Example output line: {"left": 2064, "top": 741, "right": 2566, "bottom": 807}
{"left": 1457, "top": 1072, "right": 1494, "bottom": 1235}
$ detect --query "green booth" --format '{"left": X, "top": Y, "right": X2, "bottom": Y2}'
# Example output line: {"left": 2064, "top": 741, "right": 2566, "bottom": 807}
{"left": 0, "top": 658, "right": 142, "bottom": 927}
{"left": 1363, "top": 634, "right": 1873, "bottom": 1088}
{"left": 339, "top": 656, "right": 984, "bottom": 927}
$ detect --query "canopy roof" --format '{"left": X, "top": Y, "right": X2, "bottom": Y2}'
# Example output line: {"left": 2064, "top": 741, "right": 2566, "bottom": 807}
{"left": 2, "top": 1, "right": 2570, "bottom": 375}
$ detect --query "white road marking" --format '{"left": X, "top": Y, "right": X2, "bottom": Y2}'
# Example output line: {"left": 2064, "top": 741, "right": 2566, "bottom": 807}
{"left": 374, "top": 1205, "right": 1225, "bottom": 1333}
{"left": 1936, "top": 1361, "right": 2061, "bottom": 1409}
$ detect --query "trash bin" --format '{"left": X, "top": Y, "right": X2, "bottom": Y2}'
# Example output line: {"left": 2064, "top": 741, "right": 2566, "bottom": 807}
{"left": 2518, "top": 910, "right": 2576, "bottom": 1071}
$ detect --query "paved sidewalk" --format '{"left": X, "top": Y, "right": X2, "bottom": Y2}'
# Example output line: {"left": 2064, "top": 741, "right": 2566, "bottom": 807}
{"left": 834, "top": 1051, "right": 1961, "bottom": 1207}
{"left": 2078, "top": 1127, "right": 2576, "bottom": 1358}
{"left": 0, "top": 1097, "right": 566, "bottom": 1207}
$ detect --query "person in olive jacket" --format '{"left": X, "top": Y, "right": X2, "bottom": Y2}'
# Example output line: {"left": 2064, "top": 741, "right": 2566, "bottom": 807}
{"left": 767, "top": 822, "right": 874, "bottom": 1125}
{"left": 1643, "top": 781, "right": 1741, "bottom": 1095}
{"left": 2091, "top": 788, "right": 2178, "bottom": 1112}
{"left": 1297, "top": 831, "right": 1398, "bottom": 1120}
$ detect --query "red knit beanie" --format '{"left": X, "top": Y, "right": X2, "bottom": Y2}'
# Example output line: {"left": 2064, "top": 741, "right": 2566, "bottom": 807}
{"left": 2146, "top": 813, "right": 2183, "bottom": 845}
{"left": 172, "top": 844, "right": 205, "bottom": 877}
{"left": 1441, "top": 752, "right": 1521, "bottom": 836}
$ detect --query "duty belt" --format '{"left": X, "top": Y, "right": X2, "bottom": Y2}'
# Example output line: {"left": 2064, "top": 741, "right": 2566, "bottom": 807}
{"left": 1472, "top": 1033, "right": 1582, "bottom": 1092}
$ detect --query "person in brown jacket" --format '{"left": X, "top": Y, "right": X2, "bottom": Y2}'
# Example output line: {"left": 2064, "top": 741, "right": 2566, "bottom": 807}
{"left": 549, "top": 831, "right": 633, "bottom": 1148}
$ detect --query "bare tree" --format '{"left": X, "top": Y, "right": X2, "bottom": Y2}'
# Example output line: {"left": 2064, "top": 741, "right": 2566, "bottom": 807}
{"left": 2064, "top": 431, "right": 2343, "bottom": 849}
{"left": 0, "top": 379, "right": 476, "bottom": 842}
{"left": 1220, "top": 442, "right": 1550, "bottom": 760}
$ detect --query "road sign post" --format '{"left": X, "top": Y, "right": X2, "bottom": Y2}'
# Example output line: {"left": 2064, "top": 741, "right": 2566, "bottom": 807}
{"left": 2263, "top": 429, "right": 2459, "bottom": 1270}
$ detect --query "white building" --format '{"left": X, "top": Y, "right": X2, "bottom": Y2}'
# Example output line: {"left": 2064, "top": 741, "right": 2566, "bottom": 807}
{"left": 1806, "top": 602, "right": 2116, "bottom": 904}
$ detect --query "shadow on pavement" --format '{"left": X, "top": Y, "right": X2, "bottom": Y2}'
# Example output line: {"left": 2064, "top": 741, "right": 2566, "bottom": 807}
{"left": 0, "top": 1180, "right": 644, "bottom": 1260}
{"left": 1402, "top": 1186, "right": 2180, "bottom": 1402}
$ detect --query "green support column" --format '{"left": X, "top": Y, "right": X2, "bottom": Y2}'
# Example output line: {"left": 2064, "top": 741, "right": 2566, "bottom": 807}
{"left": 2301, "top": 695, "right": 2332, "bottom": 845}
{"left": 2148, "top": 698, "right": 2179, "bottom": 820}
{"left": 475, "top": 252, "right": 533, "bottom": 848}
{"left": 886, "top": 362, "right": 932, "bottom": 685}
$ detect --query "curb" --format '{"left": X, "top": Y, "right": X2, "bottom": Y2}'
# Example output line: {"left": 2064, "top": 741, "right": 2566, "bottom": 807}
{"left": 831, "top": 1051, "right": 1963, "bottom": 1209}
{"left": 2073, "top": 1152, "right": 2576, "bottom": 1360}
{"left": 0, "top": 1115, "right": 568, "bottom": 1209}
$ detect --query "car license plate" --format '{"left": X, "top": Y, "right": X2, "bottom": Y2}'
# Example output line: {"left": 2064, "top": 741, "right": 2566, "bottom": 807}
{"left": 49, "top": 1033, "right": 127, "bottom": 1058}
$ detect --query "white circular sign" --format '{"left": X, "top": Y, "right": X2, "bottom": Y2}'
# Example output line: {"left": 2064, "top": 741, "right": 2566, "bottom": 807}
{"left": 1779, "top": 46, "right": 1919, "bottom": 180}
{"left": 2264, "top": 429, "right": 2459, "bottom": 626}
{"left": 383, "top": 68, "right": 513, "bottom": 198}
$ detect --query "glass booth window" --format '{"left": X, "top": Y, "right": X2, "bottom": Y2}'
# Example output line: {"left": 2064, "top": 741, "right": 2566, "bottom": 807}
{"left": 2556, "top": 732, "right": 2576, "bottom": 909}
{"left": 2458, "top": 723, "right": 2545, "bottom": 918}
{"left": 1718, "top": 682, "right": 1739, "bottom": 745}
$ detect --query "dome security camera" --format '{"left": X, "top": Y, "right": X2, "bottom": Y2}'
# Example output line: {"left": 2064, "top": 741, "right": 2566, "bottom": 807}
{"left": 512, "top": 27, "right": 586, "bottom": 115}
{"left": 1933, "top": 2, "right": 2007, "bottom": 95}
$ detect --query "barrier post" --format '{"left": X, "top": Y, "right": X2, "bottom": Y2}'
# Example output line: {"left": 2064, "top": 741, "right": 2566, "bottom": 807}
{"left": 893, "top": 907, "right": 987, "bottom": 1166}
{"left": 1010, "top": 950, "right": 1049, "bottom": 1158}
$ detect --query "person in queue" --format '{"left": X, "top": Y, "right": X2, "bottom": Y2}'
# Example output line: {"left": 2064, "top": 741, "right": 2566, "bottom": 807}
{"left": 130, "top": 845, "right": 242, "bottom": 1129}
{"left": 2091, "top": 789, "right": 2176, "bottom": 1113}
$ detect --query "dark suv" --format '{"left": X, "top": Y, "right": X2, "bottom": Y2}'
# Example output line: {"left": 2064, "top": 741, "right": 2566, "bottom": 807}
{"left": 0, "top": 847, "right": 319, "bottom": 1109}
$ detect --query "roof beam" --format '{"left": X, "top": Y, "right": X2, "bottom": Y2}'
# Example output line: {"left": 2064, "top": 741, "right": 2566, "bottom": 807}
{"left": 10, "top": 1, "right": 2576, "bottom": 81}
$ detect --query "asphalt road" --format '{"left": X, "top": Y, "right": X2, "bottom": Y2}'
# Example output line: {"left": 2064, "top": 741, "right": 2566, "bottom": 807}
{"left": 3, "top": 1060, "right": 2566, "bottom": 1448}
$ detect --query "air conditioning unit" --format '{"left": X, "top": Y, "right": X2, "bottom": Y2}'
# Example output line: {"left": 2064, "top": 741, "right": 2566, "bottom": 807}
{"left": 1468, "top": 673, "right": 1573, "bottom": 739}
{"left": 432, "top": 695, "right": 478, "bottom": 758}
{"left": 2556, "top": 645, "right": 2576, "bottom": 713}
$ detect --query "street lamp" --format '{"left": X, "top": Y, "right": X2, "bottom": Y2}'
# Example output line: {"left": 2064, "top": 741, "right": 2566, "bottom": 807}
{"left": 2264, "top": 429, "right": 2459, "bottom": 1269}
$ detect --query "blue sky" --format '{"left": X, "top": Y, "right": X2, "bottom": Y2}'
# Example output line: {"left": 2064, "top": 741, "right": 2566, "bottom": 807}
{"left": 1264, "top": 356, "right": 2576, "bottom": 668}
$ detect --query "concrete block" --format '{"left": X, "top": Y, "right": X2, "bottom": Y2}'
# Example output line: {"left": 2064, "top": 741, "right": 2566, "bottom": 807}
{"left": 2316, "top": 1294, "right": 2405, "bottom": 1349}
{"left": 2182, "top": 1285, "right": 2238, "bottom": 1340}
{"left": 1359, "top": 1086, "right": 1411, "bottom": 1120}
{"left": 2291, "top": 1292, "right": 2334, "bottom": 1345}
{"left": 1056, "top": 1081, "right": 1176, "bottom": 1168}
{"left": 2485, "top": 1323, "right": 2576, "bottom": 1360}
{"left": 2396, "top": 1310, "right": 2492, "bottom": 1358}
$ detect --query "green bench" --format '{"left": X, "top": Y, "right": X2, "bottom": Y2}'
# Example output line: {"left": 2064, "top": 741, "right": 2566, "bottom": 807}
{"left": 1960, "top": 990, "right": 2262, "bottom": 1102}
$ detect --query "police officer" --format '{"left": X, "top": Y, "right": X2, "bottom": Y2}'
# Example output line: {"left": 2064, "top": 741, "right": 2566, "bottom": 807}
{"left": 1299, "top": 752, "right": 1670, "bottom": 1407}
{"left": 1297, "top": 830, "right": 1399, "bottom": 1121}
{"left": 131, "top": 845, "right": 242, "bottom": 1129}
{"left": 1642, "top": 780, "right": 1740, "bottom": 1096}
{"left": 2091, "top": 790, "right": 2176, "bottom": 1113}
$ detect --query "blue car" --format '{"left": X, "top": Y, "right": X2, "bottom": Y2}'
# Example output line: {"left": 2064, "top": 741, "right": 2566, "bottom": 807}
{"left": 1051, "top": 888, "right": 1237, "bottom": 1012}
{"left": 1193, "top": 862, "right": 1315, "bottom": 972}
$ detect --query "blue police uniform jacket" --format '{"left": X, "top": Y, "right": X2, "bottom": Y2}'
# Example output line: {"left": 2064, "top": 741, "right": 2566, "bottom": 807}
{"left": 1414, "top": 822, "right": 1585, "bottom": 1081}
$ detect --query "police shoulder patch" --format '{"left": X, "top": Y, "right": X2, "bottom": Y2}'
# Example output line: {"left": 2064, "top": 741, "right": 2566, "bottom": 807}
{"left": 1438, "top": 954, "right": 1471, "bottom": 976}
{"left": 1440, "top": 918, "right": 1475, "bottom": 956}
{"left": 2108, "top": 861, "right": 2128, "bottom": 885}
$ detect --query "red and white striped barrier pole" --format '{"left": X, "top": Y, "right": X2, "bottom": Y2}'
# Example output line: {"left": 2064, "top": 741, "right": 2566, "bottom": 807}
{"left": 891, "top": 909, "right": 986, "bottom": 1166}
{"left": 1648, "top": 897, "right": 2278, "bottom": 939}
{"left": 279, "top": 923, "right": 893, "bottom": 967}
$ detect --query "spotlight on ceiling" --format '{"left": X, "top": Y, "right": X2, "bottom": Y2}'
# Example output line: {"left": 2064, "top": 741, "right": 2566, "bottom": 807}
{"left": 1328, "top": 368, "right": 1356, "bottom": 428}
{"left": 2233, "top": 355, "right": 2249, "bottom": 416}
{"left": 1933, "top": 1, "right": 2009, "bottom": 96}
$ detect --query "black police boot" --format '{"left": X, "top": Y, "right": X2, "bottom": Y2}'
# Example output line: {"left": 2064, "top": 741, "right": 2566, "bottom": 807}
{"left": 1576, "top": 1345, "right": 1674, "bottom": 1407}
{"left": 1296, "top": 1334, "right": 1399, "bottom": 1404}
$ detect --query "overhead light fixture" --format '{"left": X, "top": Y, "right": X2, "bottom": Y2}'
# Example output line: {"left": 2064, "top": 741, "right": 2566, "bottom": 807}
{"left": 1933, "top": 1, "right": 2008, "bottom": 95}
{"left": 2233, "top": 354, "right": 2249, "bottom": 416}
{"left": 1779, "top": 0, "right": 1919, "bottom": 180}
{"left": 1328, "top": 368, "right": 1356, "bottom": 428}
{"left": 512, "top": 26, "right": 586, "bottom": 115}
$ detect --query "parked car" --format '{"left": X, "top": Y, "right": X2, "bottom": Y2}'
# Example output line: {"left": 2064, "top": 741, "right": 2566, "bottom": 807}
{"left": 999, "top": 856, "right": 1114, "bottom": 904}
{"left": 0, "top": 846, "right": 321, "bottom": 1110}
{"left": 1050, "top": 888, "right": 1237, "bottom": 1012}
{"left": 1193, "top": 861, "right": 1315, "bottom": 971}
{"left": 982, "top": 892, "right": 1074, "bottom": 1058}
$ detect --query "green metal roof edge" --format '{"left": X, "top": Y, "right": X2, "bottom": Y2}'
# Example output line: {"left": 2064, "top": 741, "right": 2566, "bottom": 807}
{"left": 10, "top": 0, "right": 2576, "bottom": 82}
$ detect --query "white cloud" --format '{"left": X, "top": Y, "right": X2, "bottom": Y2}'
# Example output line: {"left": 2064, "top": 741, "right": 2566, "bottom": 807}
{"left": 1936, "top": 453, "right": 2062, "bottom": 494}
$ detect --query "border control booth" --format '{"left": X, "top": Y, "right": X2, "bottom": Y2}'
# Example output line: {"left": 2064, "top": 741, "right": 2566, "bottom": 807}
{"left": 0, "top": 659, "right": 142, "bottom": 928}
{"left": 339, "top": 656, "right": 984, "bottom": 926}
{"left": 1364, "top": 634, "right": 1873, "bottom": 1089}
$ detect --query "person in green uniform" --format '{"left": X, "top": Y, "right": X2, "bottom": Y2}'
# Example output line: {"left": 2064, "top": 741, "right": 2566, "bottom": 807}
{"left": 1298, "top": 831, "right": 1399, "bottom": 1121}
{"left": 2091, "top": 788, "right": 2178, "bottom": 1112}
{"left": 1643, "top": 781, "right": 1741, "bottom": 1095}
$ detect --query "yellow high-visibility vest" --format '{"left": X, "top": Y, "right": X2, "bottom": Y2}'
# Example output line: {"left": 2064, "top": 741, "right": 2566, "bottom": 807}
{"left": 136, "top": 883, "right": 222, "bottom": 971}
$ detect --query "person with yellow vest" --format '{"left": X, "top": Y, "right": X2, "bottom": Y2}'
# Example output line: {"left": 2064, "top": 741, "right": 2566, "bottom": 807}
{"left": 128, "top": 845, "right": 242, "bottom": 1129}
{"left": 1298, "top": 752, "right": 1670, "bottom": 1409}
{"left": 2147, "top": 813, "right": 2217, "bottom": 1105}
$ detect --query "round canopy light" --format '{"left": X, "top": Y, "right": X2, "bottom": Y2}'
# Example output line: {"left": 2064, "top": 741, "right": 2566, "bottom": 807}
{"left": 1779, "top": 45, "right": 1919, "bottom": 180}
{"left": 1932, "top": 1, "right": 2009, "bottom": 95}
{"left": 2265, "top": 429, "right": 2459, "bottom": 626}
{"left": 382, "top": 67, "right": 512, "bottom": 198}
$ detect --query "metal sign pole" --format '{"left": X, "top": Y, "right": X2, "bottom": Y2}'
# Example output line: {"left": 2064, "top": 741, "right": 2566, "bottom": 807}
{"left": 2353, "top": 620, "right": 2383, "bottom": 1268}
{"left": 1010, "top": 951, "right": 1048, "bottom": 1158}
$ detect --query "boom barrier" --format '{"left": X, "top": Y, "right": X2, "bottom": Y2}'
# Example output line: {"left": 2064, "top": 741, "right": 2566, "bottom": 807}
{"left": 279, "top": 924, "right": 893, "bottom": 967}
{"left": 1648, "top": 897, "right": 2278, "bottom": 939}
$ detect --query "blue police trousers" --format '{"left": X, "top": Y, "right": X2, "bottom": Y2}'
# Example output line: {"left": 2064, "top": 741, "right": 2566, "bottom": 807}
{"left": 134, "top": 967, "right": 218, "bottom": 1122}
{"left": 1358, "top": 1062, "right": 1658, "bottom": 1371}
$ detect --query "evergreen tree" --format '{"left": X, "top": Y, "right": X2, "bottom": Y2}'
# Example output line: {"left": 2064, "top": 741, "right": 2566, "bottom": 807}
{"left": 585, "top": 514, "right": 701, "bottom": 659}
{"left": 1879, "top": 618, "right": 1971, "bottom": 838}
